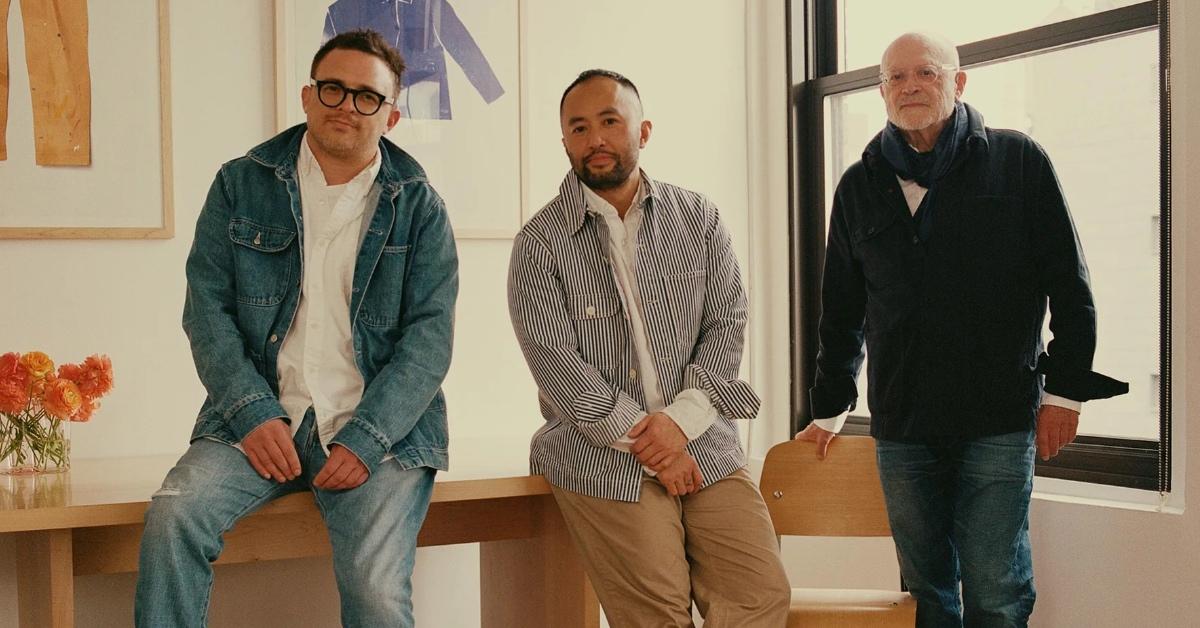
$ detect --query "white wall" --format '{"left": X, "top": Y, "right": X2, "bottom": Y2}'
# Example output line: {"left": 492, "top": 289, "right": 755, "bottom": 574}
{"left": 0, "top": 1, "right": 751, "bottom": 626}
{"left": 7, "top": 1, "right": 1194, "bottom": 626}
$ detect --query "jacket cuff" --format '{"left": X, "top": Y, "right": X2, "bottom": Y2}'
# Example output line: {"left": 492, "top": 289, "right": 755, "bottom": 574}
{"left": 329, "top": 415, "right": 390, "bottom": 476}
{"left": 573, "top": 387, "right": 644, "bottom": 447}
{"left": 228, "top": 395, "right": 290, "bottom": 442}
{"left": 683, "top": 364, "right": 760, "bottom": 420}
{"left": 1037, "top": 353, "right": 1129, "bottom": 401}
{"left": 809, "top": 380, "right": 857, "bottom": 421}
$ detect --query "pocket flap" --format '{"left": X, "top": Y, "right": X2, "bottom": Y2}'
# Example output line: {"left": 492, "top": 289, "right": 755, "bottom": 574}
{"left": 228, "top": 219, "right": 296, "bottom": 253}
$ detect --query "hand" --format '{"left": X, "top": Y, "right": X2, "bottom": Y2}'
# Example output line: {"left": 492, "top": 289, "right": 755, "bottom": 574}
{"left": 313, "top": 445, "right": 370, "bottom": 491}
{"left": 628, "top": 412, "right": 689, "bottom": 471}
{"left": 1037, "top": 405, "right": 1079, "bottom": 461}
{"left": 657, "top": 453, "right": 705, "bottom": 497}
{"left": 793, "top": 422, "right": 837, "bottom": 460}
{"left": 242, "top": 418, "right": 301, "bottom": 482}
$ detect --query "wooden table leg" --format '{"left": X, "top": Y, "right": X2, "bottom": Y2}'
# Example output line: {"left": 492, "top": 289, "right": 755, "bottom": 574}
{"left": 15, "top": 529, "right": 74, "bottom": 628}
{"left": 479, "top": 495, "right": 599, "bottom": 628}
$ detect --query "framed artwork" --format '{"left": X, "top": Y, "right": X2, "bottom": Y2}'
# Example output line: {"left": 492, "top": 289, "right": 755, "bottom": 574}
{"left": 274, "top": 0, "right": 525, "bottom": 239}
{"left": 0, "top": 0, "right": 173, "bottom": 239}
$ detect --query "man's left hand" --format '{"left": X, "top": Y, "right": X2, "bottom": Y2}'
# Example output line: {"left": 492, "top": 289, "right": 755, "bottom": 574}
{"left": 1036, "top": 405, "right": 1079, "bottom": 461}
{"left": 628, "top": 412, "right": 688, "bottom": 471}
{"left": 314, "top": 445, "right": 370, "bottom": 490}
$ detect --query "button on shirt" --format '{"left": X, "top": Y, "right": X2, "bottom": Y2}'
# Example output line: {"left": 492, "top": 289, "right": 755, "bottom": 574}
{"left": 275, "top": 134, "right": 382, "bottom": 452}
{"left": 580, "top": 181, "right": 718, "bottom": 451}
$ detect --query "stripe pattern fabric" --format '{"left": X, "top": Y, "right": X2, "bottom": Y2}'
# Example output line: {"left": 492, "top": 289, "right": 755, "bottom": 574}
{"left": 508, "top": 171, "right": 760, "bottom": 502}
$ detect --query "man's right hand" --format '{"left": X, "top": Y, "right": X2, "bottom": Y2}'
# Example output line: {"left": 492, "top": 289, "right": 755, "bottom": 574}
{"left": 793, "top": 422, "right": 837, "bottom": 460}
{"left": 242, "top": 418, "right": 301, "bottom": 482}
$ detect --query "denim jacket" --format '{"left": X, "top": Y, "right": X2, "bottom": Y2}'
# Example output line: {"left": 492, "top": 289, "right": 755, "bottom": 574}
{"left": 182, "top": 124, "right": 459, "bottom": 474}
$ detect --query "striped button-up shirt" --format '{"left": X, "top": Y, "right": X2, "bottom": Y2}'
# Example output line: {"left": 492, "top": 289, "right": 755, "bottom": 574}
{"left": 508, "top": 171, "right": 760, "bottom": 502}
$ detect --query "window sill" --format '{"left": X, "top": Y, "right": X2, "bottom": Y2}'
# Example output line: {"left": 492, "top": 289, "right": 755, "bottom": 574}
{"left": 1033, "top": 475, "right": 1183, "bottom": 514}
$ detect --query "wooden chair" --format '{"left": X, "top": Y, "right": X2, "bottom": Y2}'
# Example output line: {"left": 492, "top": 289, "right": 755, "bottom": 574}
{"left": 759, "top": 435, "right": 917, "bottom": 627}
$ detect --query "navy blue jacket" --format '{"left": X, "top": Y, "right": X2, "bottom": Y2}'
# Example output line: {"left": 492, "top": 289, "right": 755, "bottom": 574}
{"left": 811, "top": 104, "right": 1126, "bottom": 442}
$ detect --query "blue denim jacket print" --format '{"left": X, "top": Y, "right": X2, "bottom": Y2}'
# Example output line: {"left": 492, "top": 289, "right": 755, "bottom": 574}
{"left": 182, "top": 123, "right": 459, "bottom": 474}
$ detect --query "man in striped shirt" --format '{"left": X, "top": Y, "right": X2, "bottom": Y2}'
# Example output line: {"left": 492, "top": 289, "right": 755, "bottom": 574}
{"left": 507, "top": 69, "right": 790, "bottom": 627}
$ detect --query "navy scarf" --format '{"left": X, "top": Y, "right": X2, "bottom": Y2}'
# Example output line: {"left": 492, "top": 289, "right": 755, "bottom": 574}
{"left": 880, "top": 101, "right": 970, "bottom": 240}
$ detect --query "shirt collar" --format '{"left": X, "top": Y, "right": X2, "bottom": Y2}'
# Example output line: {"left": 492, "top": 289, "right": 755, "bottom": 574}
{"left": 560, "top": 169, "right": 659, "bottom": 235}
{"left": 298, "top": 132, "right": 382, "bottom": 196}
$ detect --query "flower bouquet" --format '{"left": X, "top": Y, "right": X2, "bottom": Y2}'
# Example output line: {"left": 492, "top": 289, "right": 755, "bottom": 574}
{"left": 0, "top": 351, "right": 114, "bottom": 474}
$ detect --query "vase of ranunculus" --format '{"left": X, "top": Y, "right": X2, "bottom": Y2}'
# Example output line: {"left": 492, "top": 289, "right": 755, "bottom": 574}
{"left": 0, "top": 351, "right": 113, "bottom": 475}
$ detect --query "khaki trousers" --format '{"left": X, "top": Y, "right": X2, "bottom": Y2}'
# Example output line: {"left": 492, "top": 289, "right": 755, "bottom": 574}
{"left": 552, "top": 468, "right": 790, "bottom": 628}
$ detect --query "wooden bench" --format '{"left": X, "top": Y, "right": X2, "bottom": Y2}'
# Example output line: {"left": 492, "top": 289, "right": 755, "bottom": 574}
{"left": 0, "top": 455, "right": 599, "bottom": 628}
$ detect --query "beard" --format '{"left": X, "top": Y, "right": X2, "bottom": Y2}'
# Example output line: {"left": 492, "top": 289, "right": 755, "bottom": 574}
{"left": 571, "top": 150, "right": 636, "bottom": 190}
{"left": 887, "top": 81, "right": 957, "bottom": 132}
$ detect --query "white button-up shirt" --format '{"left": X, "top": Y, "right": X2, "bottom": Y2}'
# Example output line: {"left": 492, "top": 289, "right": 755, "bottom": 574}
{"left": 580, "top": 182, "right": 718, "bottom": 452}
{"left": 275, "top": 134, "right": 382, "bottom": 451}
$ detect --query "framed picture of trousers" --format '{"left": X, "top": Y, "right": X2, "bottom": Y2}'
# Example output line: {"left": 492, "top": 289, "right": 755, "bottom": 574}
{"left": 275, "top": 0, "right": 524, "bottom": 239}
{"left": 0, "top": 0, "right": 173, "bottom": 239}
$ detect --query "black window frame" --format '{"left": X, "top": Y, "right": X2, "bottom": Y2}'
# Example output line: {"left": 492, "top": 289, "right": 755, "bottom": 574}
{"left": 786, "top": 0, "right": 1172, "bottom": 492}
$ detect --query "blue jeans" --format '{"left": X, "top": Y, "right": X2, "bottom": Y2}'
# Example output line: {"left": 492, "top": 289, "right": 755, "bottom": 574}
{"left": 135, "top": 411, "right": 435, "bottom": 627}
{"left": 876, "top": 430, "right": 1036, "bottom": 628}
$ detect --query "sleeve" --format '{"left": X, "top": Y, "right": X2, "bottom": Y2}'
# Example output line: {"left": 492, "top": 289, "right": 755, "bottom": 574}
{"left": 1028, "top": 143, "right": 1128, "bottom": 402}
{"left": 507, "top": 231, "right": 646, "bottom": 447}
{"left": 331, "top": 188, "right": 460, "bottom": 472}
{"left": 181, "top": 169, "right": 290, "bottom": 441}
{"left": 678, "top": 200, "right": 762, "bottom": 420}
{"left": 808, "top": 182, "right": 868, "bottom": 419}
{"left": 812, "top": 413, "right": 848, "bottom": 434}
{"left": 436, "top": 0, "right": 505, "bottom": 103}
{"left": 660, "top": 388, "right": 719, "bottom": 440}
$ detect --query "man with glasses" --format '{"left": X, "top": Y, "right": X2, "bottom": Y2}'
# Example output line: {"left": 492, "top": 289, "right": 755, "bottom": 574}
{"left": 795, "top": 32, "right": 1126, "bottom": 627}
{"left": 508, "top": 69, "right": 790, "bottom": 627}
{"left": 135, "top": 29, "right": 458, "bottom": 627}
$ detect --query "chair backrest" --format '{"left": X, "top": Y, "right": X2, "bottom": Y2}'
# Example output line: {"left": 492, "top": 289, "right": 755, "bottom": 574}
{"left": 759, "top": 436, "right": 892, "bottom": 537}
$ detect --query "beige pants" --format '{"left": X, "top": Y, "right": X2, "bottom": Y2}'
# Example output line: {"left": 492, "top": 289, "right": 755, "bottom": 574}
{"left": 552, "top": 468, "right": 790, "bottom": 628}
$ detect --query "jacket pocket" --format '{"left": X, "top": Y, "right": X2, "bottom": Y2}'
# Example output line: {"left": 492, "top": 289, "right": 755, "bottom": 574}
{"left": 227, "top": 218, "right": 296, "bottom": 306}
{"left": 958, "top": 195, "right": 1030, "bottom": 280}
{"left": 361, "top": 245, "right": 410, "bottom": 327}
{"left": 663, "top": 269, "right": 707, "bottom": 349}
{"left": 851, "top": 211, "right": 908, "bottom": 289}
{"left": 568, "top": 292, "right": 624, "bottom": 369}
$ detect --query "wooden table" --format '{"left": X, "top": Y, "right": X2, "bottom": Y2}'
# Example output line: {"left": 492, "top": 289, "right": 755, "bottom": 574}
{"left": 0, "top": 453, "right": 599, "bottom": 627}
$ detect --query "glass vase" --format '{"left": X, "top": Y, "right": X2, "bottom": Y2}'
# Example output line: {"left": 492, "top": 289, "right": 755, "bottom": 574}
{"left": 0, "top": 414, "right": 71, "bottom": 475}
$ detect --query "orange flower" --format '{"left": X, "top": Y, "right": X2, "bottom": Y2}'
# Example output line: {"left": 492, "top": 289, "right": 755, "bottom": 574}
{"left": 0, "top": 352, "right": 30, "bottom": 414}
{"left": 79, "top": 354, "right": 114, "bottom": 398}
{"left": 0, "top": 377, "right": 29, "bottom": 414}
{"left": 19, "top": 351, "right": 54, "bottom": 380}
{"left": 42, "top": 379, "right": 83, "bottom": 420}
{"left": 74, "top": 397, "right": 99, "bottom": 422}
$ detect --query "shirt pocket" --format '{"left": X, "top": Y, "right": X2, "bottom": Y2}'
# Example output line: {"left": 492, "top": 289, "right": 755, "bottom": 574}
{"left": 227, "top": 218, "right": 296, "bottom": 306}
{"left": 568, "top": 292, "right": 624, "bottom": 369}
{"left": 360, "top": 244, "right": 410, "bottom": 328}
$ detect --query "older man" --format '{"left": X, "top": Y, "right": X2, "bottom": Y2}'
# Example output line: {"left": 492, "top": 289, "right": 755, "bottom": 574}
{"left": 796, "top": 32, "right": 1126, "bottom": 627}
{"left": 136, "top": 30, "right": 457, "bottom": 627}
{"left": 508, "top": 69, "right": 789, "bottom": 627}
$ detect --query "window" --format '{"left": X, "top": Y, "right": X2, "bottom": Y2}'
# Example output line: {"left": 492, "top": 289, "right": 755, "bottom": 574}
{"left": 788, "top": 1, "right": 1170, "bottom": 490}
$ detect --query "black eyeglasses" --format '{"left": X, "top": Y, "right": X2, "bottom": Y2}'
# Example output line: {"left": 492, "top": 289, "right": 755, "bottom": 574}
{"left": 309, "top": 79, "right": 395, "bottom": 116}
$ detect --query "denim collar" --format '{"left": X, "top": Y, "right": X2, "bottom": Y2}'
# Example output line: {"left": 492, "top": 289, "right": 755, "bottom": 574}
{"left": 246, "top": 123, "right": 429, "bottom": 194}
